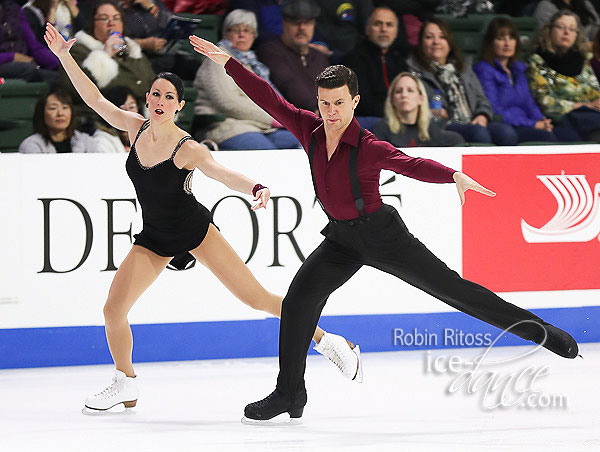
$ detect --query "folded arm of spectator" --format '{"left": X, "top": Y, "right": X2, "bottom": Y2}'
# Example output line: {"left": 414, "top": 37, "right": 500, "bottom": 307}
{"left": 193, "top": 57, "right": 273, "bottom": 126}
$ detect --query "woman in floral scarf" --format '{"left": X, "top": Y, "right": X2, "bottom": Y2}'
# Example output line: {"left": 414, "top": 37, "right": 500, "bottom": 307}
{"left": 527, "top": 10, "right": 600, "bottom": 141}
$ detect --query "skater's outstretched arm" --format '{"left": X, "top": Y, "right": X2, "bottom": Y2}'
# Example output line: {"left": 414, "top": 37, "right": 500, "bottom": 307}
{"left": 189, "top": 35, "right": 314, "bottom": 136}
{"left": 179, "top": 140, "right": 270, "bottom": 211}
{"left": 44, "top": 23, "right": 144, "bottom": 134}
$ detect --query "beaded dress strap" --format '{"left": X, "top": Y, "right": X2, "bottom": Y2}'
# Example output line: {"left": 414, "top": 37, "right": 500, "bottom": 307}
{"left": 132, "top": 120, "right": 150, "bottom": 149}
{"left": 171, "top": 136, "right": 193, "bottom": 159}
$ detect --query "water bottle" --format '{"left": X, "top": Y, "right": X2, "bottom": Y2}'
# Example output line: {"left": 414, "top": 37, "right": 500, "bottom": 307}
{"left": 109, "top": 30, "right": 128, "bottom": 57}
{"left": 60, "top": 24, "right": 72, "bottom": 40}
{"left": 430, "top": 89, "right": 443, "bottom": 123}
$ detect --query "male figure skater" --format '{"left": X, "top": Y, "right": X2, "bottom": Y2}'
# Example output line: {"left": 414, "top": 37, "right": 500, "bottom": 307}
{"left": 189, "top": 36, "right": 579, "bottom": 421}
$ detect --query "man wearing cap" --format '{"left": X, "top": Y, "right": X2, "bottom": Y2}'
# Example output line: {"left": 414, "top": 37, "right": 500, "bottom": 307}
{"left": 257, "top": 0, "right": 329, "bottom": 112}
{"left": 189, "top": 33, "right": 580, "bottom": 422}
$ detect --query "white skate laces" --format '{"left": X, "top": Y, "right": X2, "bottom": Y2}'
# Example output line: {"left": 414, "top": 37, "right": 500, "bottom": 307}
{"left": 84, "top": 369, "right": 139, "bottom": 411}
{"left": 314, "top": 332, "right": 363, "bottom": 382}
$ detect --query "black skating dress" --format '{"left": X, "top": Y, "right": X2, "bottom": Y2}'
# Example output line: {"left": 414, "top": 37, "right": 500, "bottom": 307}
{"left": 125, "top": 120, "right": 215, "bottom": 269}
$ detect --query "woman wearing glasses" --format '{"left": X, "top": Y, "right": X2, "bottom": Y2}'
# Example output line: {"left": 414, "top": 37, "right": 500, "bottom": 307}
{"left": 527, "top": 10, "right": 600, "bottom": 140}
{"left": 59, "top": 1, "right": 154, "bottom": 104}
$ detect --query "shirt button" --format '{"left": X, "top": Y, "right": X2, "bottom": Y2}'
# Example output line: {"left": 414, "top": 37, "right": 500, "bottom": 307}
{"left": 136, "top": 80, "right": 142, "bottom": 85}
{"left": 325, "top": 187, "right": 330, "bottom": 191}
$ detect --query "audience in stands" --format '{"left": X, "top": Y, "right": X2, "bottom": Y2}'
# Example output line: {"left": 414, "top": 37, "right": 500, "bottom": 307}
{"left": 534, "top": 0, "right": 600, "bottom": 42}
{"left": 162, "top": 0, "right": 226, "bottom": 15}
{"left": 527, "top": 10, "right": 600, "bottom": 140}
{"left": 591, "top": 28, "right": 600, "bottom": 81}
{"left": 313, "top": 0, "right": 374, "bottom": 63}
{"left": 257, "top": 0, "right": 328, "bottom": 112}
{"left": 227, "top": 0, "right": 283, "bottom": 49}
{"left": 408, "top": 17, "right": 516, "bottom": 144}
{"left": 93, "top": 85, "right": 138, "bottom": 152}
{"left": 194, "top": 9, "right": 301, "bottom": 150}
{"left": 18, "top": 86, "right": 97, "bottom": 153}
{"left": 118, "top": 0, "right": 199, "bottom": 78}
{"left": 375, "top": 0, "right": 437, "bottom": 47}
{"left": 474, "top": 17, "right": 578, "bottom": 142}
{"left": 436, "top": 0, "right": 495, "bottom": 15}
{"left": 0, "top": 0, "right": 59, "bottom": 82}
{"left": 22, "top": 0, "right": 83, "bottom": 43}
{"left": 61, "top": 1, "right": 155, "bottom": 103}
{"left": 342, "top": 6, "right": 410, "bottom": 129}
{"left": 373, "top": 72, "right": 464, "bottom": 146}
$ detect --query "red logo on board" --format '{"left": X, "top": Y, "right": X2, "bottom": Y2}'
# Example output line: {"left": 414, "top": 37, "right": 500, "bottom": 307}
{"left": 462, "top": 153, "right": 600, "bottom": 292}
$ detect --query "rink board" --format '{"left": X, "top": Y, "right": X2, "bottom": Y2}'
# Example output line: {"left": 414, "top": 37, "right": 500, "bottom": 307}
{"left": 1, "top": 147, "right": 599, "bottom": 368}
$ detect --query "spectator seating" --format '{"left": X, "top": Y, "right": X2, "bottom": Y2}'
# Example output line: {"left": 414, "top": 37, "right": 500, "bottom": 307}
{"left": 437, "top": 14, "right": 537, "bottom": 61}
{"left": 0, "top": 80, "right": 49, "bottom": 152}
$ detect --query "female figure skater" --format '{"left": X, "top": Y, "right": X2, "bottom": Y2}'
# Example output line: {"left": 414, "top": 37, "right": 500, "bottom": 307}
{"left": 43, "top": 23, "right": 360, "bottom": 412}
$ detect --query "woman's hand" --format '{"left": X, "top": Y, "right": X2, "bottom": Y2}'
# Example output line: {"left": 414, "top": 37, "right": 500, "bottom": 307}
{"left": 44, "top": 22, "right": 76, "bottom": 58}
{"left": 252, "top": 188, "right": 270, "bottom": 211}
{"left": 535, "top": 118, "right": 554, "bottom": 131}
{"left": 471, "top": 114, "right": 488, "bottom": 127}
{"left": 189, "top": 35, "right": 231, "bottom": 66}
{"left": 104, "top": 33, "right": 124, "bottom": 57}
{"left": 13, "top": 52, "right": 34, "bottom": 63}
{"left": 453, "top": 171, "right": 496, "bottom": 206}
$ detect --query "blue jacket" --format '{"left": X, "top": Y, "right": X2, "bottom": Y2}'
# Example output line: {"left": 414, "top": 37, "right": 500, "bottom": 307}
{"left": 473, "top": 59, "right": 544, "bottom": 128}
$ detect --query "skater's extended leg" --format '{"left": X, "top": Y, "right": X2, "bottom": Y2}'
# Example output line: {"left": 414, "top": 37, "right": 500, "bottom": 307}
{"left": 103, "top": 245, "right": 171, "bottom": 377}
{"left": 368, "top": 210, "right": 577, "bottom": 357}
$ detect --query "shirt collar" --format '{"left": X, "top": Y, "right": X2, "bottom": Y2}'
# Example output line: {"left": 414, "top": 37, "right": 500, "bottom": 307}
{"left": 340, "top": 117, "right": 361, "bottom": 147}
{"left": 314, "top": 117, "right": 361, "bottom": 147}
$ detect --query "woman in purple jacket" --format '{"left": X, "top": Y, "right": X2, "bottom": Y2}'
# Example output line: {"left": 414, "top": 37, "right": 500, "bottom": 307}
{"left": 474, "top": 17, "right": 578, "bottom": 142}
{"left": 0, "top": 0, "right": 59, "bottom": 81}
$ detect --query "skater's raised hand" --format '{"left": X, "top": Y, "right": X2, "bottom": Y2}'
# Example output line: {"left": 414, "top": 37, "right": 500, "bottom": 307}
{"left": 252, "top": 187, "right": 270, "bottom": 211}
{"left": 44, "top": 22, "right": 76, "bottom": 58}
{"left": 189, "top": 35, "right": 231, "bottom": 66}
{"left": 453, "top": 172, "right": 496, "bottom": 206}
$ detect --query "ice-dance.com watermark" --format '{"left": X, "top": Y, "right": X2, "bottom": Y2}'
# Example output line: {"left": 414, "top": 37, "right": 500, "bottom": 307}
{"left": 392, "top": 323, "right": 568, "bottom": 410}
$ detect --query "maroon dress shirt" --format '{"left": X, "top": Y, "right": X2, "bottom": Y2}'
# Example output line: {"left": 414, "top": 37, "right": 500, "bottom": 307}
{"left": 224, "top": 58, "right": 457, "bottom": 220}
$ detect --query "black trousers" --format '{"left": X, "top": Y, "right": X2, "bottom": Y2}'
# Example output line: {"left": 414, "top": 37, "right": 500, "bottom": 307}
{"left": 276, "top": 204, "right": 550, "bottom": 398}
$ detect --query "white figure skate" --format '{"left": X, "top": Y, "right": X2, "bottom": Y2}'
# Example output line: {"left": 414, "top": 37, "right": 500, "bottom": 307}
{"left": 84, "top": 370, "right": 138, "bottom": 412}
{"left": 314, "top": 332, "right": 363, "bottom": 382}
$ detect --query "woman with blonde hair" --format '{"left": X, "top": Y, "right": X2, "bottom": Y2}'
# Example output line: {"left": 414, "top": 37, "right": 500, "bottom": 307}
{"left": 374, "top": 72, "right": 464, "bottom": 147}
{"left": 527, "top": 10, "right": 600, "bottom": 140}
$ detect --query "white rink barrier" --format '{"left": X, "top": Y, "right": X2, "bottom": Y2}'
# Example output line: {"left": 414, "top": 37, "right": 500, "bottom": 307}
{"left": 0, "top": 146, "right": 598, "bottom": 368}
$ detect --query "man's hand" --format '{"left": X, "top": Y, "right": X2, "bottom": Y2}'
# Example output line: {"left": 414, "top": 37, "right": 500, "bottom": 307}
{"left": 453, "top": 171, "right": 496, "bottom": 205}
{"left": 189, "top": 35, "right": 231, "bottom": 66}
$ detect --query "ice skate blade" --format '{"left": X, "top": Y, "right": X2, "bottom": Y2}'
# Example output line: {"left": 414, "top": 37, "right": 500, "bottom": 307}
{"left": 352, "top": 344, "right": 363, "bottom": 383}
{"left": 241, "top": 415, "right": 302, "bottom": 426}
{"left": 81, "top": 403, "right": 137, "bottom": 416}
